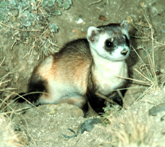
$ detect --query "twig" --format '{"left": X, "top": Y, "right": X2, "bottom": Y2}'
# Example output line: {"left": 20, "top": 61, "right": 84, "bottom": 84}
{"left": 13, "top": 92, "right": 48, "bottom": 115}
{"left": 143, "top": 12, "right": 158, "bottom": 89}
{"left": 134, "top": 69, "right": 152, "bottom": 83}
{"left": 18, "top": 6, "right": 30, "bottom": 18}
{"left": 114, "top": 0, "right": 127, "bottom": 18}
{"left": 131, "top": 45, "right": 153, "bottom": 80}
{"left": 143, "top": 14, "right": 155, "bottom": 63}
{"left": 0, "top": 72, "right": 14, "bottom": 82}
{"left": 95, "top": 92, "right": 122, "bottom": 106}
{"left": 0, "top": 57, "right": 5, "bottom": 67}
{"left": 88, "top": 0, "right": 103, "bottom": 7}
{"left": 0, "top": 22, "right": 40, "bottom": 32}
{"left": 0, "top": 79, "right": 11, "bottom": 87}
{"left": 12, "top": 31, "right": 19, "bottom": 39}
{"left": 38, "top": 7, "right": 49, "bottom": 24}
{"left": 11, "top": 38, "right": 20, "bottom": 50}
{"left": 28, "top": 41, "right": 36, "bottom": 55}
{"left": 1, "top": 107, "right": 31, "bottom": 114}
{"left": 0, "top": 92, "right": 14, "bottom": 109}
{"left": 0, "top": 88, "right": 16, "bottom": 91}
{"left": 116, "top": 75, "right": 150, "bottom": 86}
{"left": 47, "top": 39, "right": 59, "bottom": 47}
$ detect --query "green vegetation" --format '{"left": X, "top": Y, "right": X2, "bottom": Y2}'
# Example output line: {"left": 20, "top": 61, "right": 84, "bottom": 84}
{"left": 0, "top": 0, "right": 72, "bottom": 56}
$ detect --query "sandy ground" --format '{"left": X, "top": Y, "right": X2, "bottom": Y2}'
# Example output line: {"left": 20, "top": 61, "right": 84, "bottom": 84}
{"left": 1, "top": 0, "right": 165, "bottom": 146}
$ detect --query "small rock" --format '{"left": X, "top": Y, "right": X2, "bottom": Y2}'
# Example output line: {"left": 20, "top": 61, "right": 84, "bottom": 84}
{"left": 149, "top": 103, "right": 165, "bottom": 116}
{"left": 160, "top": 115, "right": 165, "bottom": 121}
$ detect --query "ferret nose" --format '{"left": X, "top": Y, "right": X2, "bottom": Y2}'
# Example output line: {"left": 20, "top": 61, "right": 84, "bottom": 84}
{"left": 121, "top": 49, "right": 128, "bottom": 56}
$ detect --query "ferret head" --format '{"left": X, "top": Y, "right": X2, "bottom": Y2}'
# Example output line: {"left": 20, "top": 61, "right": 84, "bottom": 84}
{"left": 87, "top": 20, "right": 130, "bottom": 61}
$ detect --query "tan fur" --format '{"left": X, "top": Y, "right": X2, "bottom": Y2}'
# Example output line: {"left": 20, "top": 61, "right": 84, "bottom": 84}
{"left": 58, "top": 97, "right": 86, "bottom": 107}
{"left": 33, "top": 40, "right": 92, "bottom": 108}
{"left": 38, "top": 56, "right": 54, "bottom": 81}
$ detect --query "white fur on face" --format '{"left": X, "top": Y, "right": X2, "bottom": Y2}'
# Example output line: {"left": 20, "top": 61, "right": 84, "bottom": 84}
{"left": 87, "top": 22, "right": 130, "bottom": 96}
{"left": 90, "top": 34, "right": 109, "bottom": 57}
{"left": 90, "top": 33, "right": 130, "bottom": 61}
{"left": 109, "top": 45, "right": 130, "bottom": 61}
{"left": 87, "top": 26, "right": 100, "bottom": 43}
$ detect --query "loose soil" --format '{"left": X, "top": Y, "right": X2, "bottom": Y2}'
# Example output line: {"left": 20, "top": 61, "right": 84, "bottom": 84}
{"left": 1, "top": 0, "right": 165, "bottom": 146}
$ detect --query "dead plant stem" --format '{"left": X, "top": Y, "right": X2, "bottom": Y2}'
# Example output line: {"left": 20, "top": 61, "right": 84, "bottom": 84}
{"left": 134, "top": 69, "right": 152, "bottom": 83}
{"left": 143, "top": 12, "right": 158, "bottom": 89}
{"left": 0, "top": 57, "right": 5, "bottom": 67}
{"left": 116, "top": 76, "right": 150, "bottom": 86}
{"left": 88, "top": 0, "right": 103, "bottom": 7}
{"left": 0, "top": 22, "right": 40, "bottom": 32}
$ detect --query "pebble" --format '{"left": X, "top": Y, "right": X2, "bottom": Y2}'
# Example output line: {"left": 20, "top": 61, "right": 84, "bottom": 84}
{"left": 149, "top": 103, "right": 165, "bottom": 116}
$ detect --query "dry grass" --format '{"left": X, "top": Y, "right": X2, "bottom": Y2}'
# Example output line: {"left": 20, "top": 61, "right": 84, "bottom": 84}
{"left": 97, "top": 7, "right": 163, "bottom": 146}
{"left": 108, "top": 110, "right": 152, "bottom": 147}
{"left": 101, "top": 5, "right": 164, "bottom": 146}
{"left": 0, "top": 58, "right": 29, "bottom": 147}
{"left": 0, "top": 3, "right": 59, "bottom": 59}
{"left": 0, "top": 93, "right": 25, "bottom": 146}
{"left": 123, "top": 4, "right": 164, "bottom": 104}
{"left": 0, "top": 114, "right": 22, "bottom": 147}
{"left": 0, "top": 58, "right": 16, "bottom": 113}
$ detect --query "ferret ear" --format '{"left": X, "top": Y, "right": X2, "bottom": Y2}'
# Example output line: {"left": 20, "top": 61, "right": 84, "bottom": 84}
{"left": 120, "top": 20, "right": 130, "bottom": 39}
{"left": 120, "top": 20, "right": 128, "bottom": 29}
{"left": 87, "top": 26, "right": 101, "bottom": 43}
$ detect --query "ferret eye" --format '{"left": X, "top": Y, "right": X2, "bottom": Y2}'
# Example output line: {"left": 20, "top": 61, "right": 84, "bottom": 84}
{"left": 122, "top": 35, "right": 126, "bottom": 39}
{"left": 105, "top": 40, "right": 112, "bottom": 48}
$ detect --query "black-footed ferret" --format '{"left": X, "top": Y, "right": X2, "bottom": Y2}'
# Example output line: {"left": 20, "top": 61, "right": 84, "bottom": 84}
{"left": 16, "top": 20, "right": 130, "bottom": 113}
